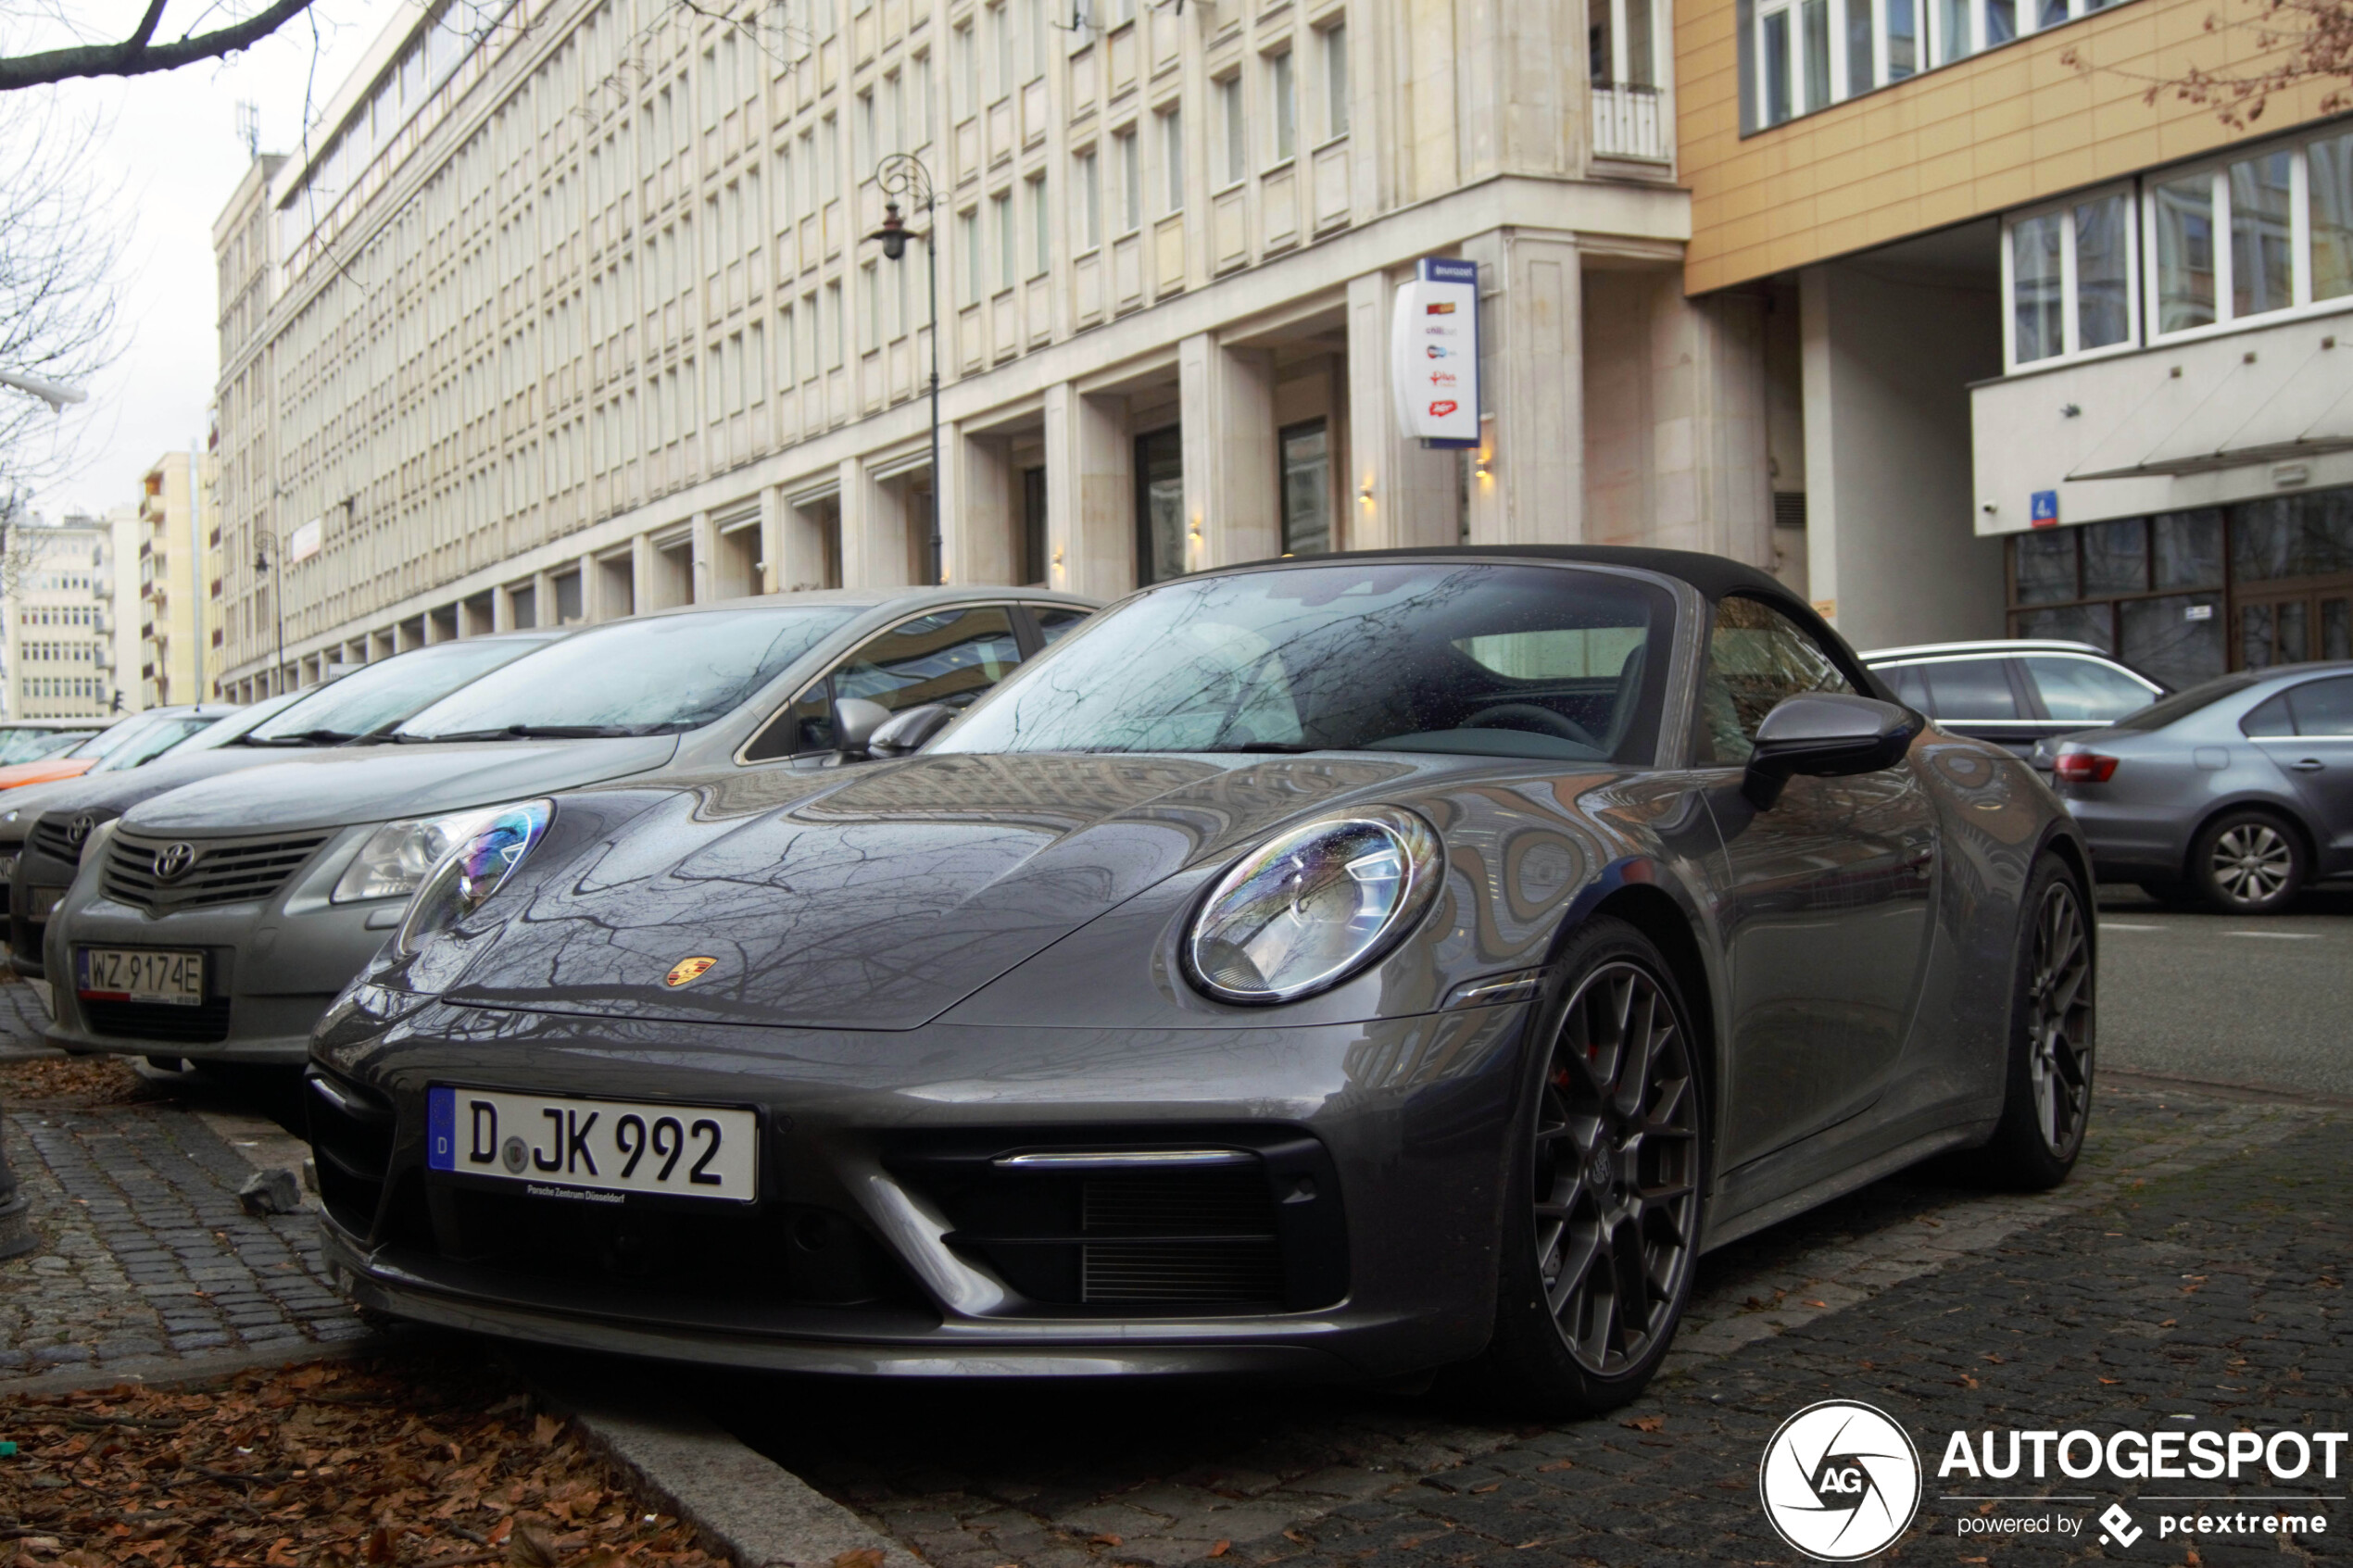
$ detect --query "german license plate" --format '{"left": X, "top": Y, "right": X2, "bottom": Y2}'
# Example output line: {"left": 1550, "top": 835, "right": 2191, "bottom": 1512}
{"left": 76, "top": 947, "right": 205, "bottom": 1006}
{"left": 425, "top": 1086, "right": 757, "bottom": 1203}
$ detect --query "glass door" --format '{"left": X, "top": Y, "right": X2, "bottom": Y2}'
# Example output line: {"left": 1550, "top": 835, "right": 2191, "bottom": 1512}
{"left": 1134, "top": 426, "right": 1185, "bottom": 587}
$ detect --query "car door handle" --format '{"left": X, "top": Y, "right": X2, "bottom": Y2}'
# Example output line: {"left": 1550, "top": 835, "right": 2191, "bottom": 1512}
{"left": 2291, "top": 758, "right": 2326, "bottom": 771}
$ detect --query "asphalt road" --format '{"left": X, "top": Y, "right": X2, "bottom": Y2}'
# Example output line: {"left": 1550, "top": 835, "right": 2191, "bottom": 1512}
{"left": 2095, "top": 884, "right": 2353, "bottom": 1099}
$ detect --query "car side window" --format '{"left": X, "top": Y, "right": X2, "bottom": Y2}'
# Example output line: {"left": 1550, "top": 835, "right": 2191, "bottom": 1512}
{"left": 2241, "top": 693, "right": 2296, "bottom": 737}
{"left": 835, "top": 607, "right": 1025, "bottom": 714}
{"left": 1922, "top": 659, "right": 2020, "bottom": 721}
{"left": 2287, "top": 675, "right": 2353, "bottom": 736}
{"left": 1882, "top": 664, "right": 1931, "bottom": 711}
{"left": 1696, "top": 596, "right": 1856, "bottom": 765}
{"left": 742, "top": 607, "right": 1028, "bottom": 762}
{"left": 2021, "top": 656, "right": 2154, "bottom": 723}
{"left": 1033, "top": 607, "right": 1089, "bottom": 645}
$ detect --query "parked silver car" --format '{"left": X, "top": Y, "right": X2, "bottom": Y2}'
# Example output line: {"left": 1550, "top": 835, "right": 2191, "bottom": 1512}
{"left": 5, "top": 633, "right": 570, "bottom": 982}
{"left": 1863, "top": 639, "right": 2163, "bottom": 759}
{"left": 46, "top": 587, "right": 1092, "bottom": 1063}
{"left": 2048, "top": 660, "right": 2353, "bottom": 912}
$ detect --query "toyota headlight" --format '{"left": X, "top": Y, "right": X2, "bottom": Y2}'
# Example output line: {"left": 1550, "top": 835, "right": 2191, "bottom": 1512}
{"left": 393, "top": 799, "right": 553, "bottom": 956}
{"left": 1183, "top": 808, "right": 1442, "bottom": 1005}
{"left": 333, "top": 800, "right": 551, "bottom": 905}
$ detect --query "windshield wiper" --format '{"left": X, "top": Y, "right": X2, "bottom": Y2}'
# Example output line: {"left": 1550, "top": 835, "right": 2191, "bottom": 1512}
{"left": 1199, "top": 742, "right": 1326, "bottom": 754}
{"left": 396, "top": 723, "right": 639, "bottom": 743}
{"left": 233, "top": 729, "right": 359, "bottom": 746}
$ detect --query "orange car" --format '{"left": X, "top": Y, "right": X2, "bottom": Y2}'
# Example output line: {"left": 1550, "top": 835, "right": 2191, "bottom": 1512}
{"left": 0, "top": 706, "right": 234, "bottom": 792}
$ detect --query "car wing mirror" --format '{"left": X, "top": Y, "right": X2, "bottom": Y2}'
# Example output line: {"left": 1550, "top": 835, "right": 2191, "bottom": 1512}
{"left": 1743, "top": 693, "right": 1921, "bottom": 810}
{"left": 833, "top": 696, "right": 893, "bottom": 760}
{"left": 868, "top": 702, "right": 955, "bottom": 759}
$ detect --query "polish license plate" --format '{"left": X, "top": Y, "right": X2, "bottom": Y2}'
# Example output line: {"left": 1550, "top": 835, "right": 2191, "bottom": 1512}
{"left": 425, "top": 1086, "right": 758, "bottom": 1203}
{"left": 76, "top": 947, "right": 205, "bottom": 1006}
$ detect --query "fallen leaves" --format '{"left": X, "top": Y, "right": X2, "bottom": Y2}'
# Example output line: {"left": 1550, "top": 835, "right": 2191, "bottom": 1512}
{"left": 1534, "top": 1460, "right": 1575, "bottom": 1473}
{"left": 827, "top": 1551, "right": 885, "bottom": 1568}
{"left": 1621, "top": 1415, "right": 1665, "bottom": 1434}
{"left": 0, "top": 1347, "right": 724, "bottom": 1568}
{"left": 0, "top": 1055, "right": 161, "bottom": 1108}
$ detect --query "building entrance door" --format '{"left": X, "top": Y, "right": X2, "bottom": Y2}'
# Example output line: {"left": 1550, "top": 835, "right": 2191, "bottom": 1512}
{"left": 1134, "top": 426, "right": 1185, "bottom": 586}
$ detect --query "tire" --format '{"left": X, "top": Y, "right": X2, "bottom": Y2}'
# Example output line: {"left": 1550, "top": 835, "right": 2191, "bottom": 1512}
{"left": 2188, "top": 809, "right": 2306, "bottom": 915}
{"left": 1469, "top": 918, "right": 1706, "bottom": 1417}
{"left": 1962, "top": 853, "right": 2095, "bottom": 1191}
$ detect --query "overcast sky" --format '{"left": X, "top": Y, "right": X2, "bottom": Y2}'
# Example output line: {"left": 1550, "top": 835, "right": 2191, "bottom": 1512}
{"left": 15, "top": 0, "right": 410, "bottom": 522}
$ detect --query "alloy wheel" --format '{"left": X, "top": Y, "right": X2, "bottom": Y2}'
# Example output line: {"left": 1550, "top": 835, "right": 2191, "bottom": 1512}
{"left": 1529, "top": 961, "right": 1700, "bottom": 1375}
{"left": 2025, "top": 880, "right": 2094, "bottom": 1156}
{"left": 2210, "top": 822, "right": 2294, "bottom": 905}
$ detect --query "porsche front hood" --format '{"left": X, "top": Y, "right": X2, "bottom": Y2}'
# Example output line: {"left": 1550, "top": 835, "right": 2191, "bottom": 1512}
{"left": 442, "top": 750, "right": 1427, "bottom": 1030}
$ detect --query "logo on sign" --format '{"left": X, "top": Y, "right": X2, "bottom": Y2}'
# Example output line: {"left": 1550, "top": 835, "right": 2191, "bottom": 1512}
{"left": 1425, "top": 302, "right": 1456, "bottom": 315}
{"left": 66, "top": 813, "right": 97, "bottom": 847}
{"left": 1427, "top": 345, "right": 1453, "bottom": 358}
{"left": 152, "top": 842, "right": 197, "bottom": 882}
{"left": 1428, "top": 400, "right": 1459, "bottom": 418}
{"left": 1429, "top": 370, "right": 1458, "bottom": 386}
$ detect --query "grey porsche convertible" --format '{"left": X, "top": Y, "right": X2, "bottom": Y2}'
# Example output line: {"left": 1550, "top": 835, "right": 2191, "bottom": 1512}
{"left": 307, "top": 546, "right": 2095, "bottom": 1413}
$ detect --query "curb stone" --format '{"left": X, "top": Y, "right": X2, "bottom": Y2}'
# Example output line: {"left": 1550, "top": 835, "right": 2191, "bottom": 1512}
{"left": 529, "top": 1361, "right": 921, "bottom": 1568}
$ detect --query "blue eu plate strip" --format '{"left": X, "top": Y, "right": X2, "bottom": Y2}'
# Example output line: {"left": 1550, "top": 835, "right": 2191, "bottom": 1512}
{"left": 426, "top": 1085, "right": 456, "bottom": 1172}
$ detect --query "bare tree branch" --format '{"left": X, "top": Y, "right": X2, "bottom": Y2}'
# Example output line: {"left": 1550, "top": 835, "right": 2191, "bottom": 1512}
{"left": 2062, "top": 0, "right": 2353, "bottom": 127}
{"left": 0, "top": 0, "right": 322, "bottom": 92}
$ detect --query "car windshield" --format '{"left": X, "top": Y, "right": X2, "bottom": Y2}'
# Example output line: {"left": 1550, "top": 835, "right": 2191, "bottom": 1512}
{"left": 392, "top": 606, "right": 860, "bottom": 741}
{"left": 0, "top": 730, "right": 90, "bottom": 764}
{"left": 937, "top": 562, "right": 1676, "bottom": 762}
{"left": 2108, "top": 671, "right": 2261, "bottom": 733}
{"left": 242, "top": 637, "right": 559, "bottom": 745}
{"left": 67, "top": 714, "right": 177, "bottom": 761}
{"left": 88, "top": 715, "right": 233, "bottom": 771}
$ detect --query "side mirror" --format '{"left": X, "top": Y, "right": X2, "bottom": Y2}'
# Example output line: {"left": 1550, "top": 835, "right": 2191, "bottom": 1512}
{"left": 868, "top": 702, "right": 956, "bottom": 758}
{"left": 833, "top": 696, "right": 892, "bottom": 759}
{"left": 1742, "top": 693, "right": 1921, "bottom": 810}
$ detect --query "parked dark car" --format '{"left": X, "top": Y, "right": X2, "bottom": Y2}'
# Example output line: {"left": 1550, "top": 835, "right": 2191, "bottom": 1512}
{"left": 2047, "top": 660, "right": 2353, "bottom": 913}
{"left": 1863, "top": 639, "right": 2163, "bottom": 759}
{"left": 308, "top": 547, "right": 2094, "bottom": 1415}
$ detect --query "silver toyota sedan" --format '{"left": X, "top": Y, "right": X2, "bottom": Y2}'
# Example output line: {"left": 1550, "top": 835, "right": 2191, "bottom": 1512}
{"left": 46, "top": 587, "right": 1092, "bottom": 1064}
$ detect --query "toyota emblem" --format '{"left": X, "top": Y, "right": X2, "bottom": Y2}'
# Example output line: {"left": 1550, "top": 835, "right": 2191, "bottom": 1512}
{"left": 152, "top": 842, "right": 198, "bottom": 882}
{"left": 66, "top": 813, "right": 96, "bottom": 847}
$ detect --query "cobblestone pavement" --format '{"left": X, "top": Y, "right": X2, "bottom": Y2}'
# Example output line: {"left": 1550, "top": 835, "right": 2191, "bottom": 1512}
{"left": 706, "top": 1084, "right": 2346, "bottom": 1568}
{"left": 0, "top": 989, "right": 368, "bottom": 1374}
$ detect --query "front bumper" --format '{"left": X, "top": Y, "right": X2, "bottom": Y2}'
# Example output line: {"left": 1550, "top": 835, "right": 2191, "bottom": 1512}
{"left": 308, "top": 996, "right": 1533, "bottom": 1380}
{"left": 44, "top": 826, "right": 403, "bottom": 1063}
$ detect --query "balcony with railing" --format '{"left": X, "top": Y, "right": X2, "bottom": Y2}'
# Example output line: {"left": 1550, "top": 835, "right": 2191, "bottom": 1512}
{"left": 1591, "top": 82, "right": 1669, "bottom": 163}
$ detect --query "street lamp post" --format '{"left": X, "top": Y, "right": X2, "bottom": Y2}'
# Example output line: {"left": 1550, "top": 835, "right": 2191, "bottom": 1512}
{"left": 866, "top": 154, "right": 942, "bottom": 586}
{"left": 253, "top": 532, "right": 288, "bottom": 696}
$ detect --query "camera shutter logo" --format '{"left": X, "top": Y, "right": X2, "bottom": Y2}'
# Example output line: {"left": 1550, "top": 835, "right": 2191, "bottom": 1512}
{"left": 1757, "top": 1400, "right": 1922, "bottom": 1562}
{"left": 152, "top": 842, "right": 198, "bottom": 883}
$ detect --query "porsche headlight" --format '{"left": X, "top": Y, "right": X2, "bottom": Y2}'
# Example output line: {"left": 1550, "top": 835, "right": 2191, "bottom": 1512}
{"left": 1184, "top": 808, "right": 1442, "bottom": 1005}
{"left": 334, "top": 800, "right": 549, "bottom": 905}
{"left": 393, "top": 799, "right": 553, "bottom": 956}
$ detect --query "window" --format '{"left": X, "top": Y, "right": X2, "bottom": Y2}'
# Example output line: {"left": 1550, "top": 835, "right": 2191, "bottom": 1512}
{"left": 1117, "top": 128, "right": 1141, "bottom": 232}
{"left": 2286, "top": 675, "right": 2353, "bottom": 735}
{"left": 1747, "top": 0, "right": 2110, "bottom": 129}
{"left": 992, "top": 190, "right": 1013, "bottom": 290}
{"left": 1027, "top": 0, "right": 1048, "bottom": 77}
{"left": 2136, "top": 127, "right": 2353, "bottom": 340}
{"left": 1695, "top": 595, "right": 1856, "bottom": 764}
{"left": 913, "top": 52, "right": 934, "bottom": 145}
{"left": 1322, "top": 24, "right": 1349, "bottom": 138}
{"left": 1027, "top": 173, "right": 1049, "bottom": 276}
{"left": 1159, "top": 107, "right": 1183, "bottom": 213}
{"left": 824, "top": 279, "right": 844, "bottom": 366}
{"left": 861, "top": 260, "right": 879, "bottom": 349}
{"left": 2231, "top": 149, "right": 2294, "bottom": 319}
{"left": 961, "top": 208, "right": 982, "bottom": 302}
{"left": 953, "top": 23, "right": 975, "bottom": 118}
{"left": 988, "top": 2, "right": 1011, "bottom": 99}
{"left": 752, "top": 607, "right": 1027, "bottom": 755}
{"left": 1217, "top": 76, "right": 1245, "bottom": 186}
{"left": 1279, "top": 420, "right": 1331, "bottom": 556}
{"left": 2312, "top": 130, "right": 2353, "bottom": 300}
{"left": 1076, "top": 148, "right": 1101, "bottom": 248}
{"left": 2003, "top": 187, "right": 2135, "bottom": 367}
{"left": 1269, "top": 50, "right": 1296, "bottom": 163}
{"left": 2020, "top": 656, "right": 2158, "bottom": 722}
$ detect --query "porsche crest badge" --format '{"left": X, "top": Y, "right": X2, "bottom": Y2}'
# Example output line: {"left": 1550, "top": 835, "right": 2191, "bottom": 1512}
{"left": 663, "top": 956, "right": 719, "bottom": 988}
